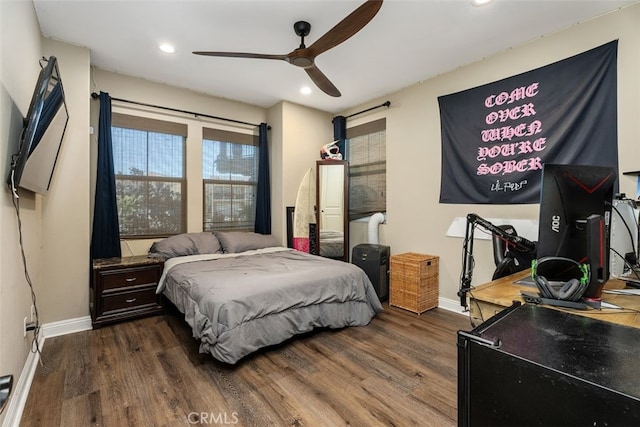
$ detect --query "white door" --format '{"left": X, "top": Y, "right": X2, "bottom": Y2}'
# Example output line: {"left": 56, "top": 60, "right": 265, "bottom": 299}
{"left": 320, "top": 164, "right": 344, "bottom": 231}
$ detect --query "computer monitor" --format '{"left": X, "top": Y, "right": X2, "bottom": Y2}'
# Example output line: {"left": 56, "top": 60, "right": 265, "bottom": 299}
{"left": 537, "top": 164, "right": 616, "bottom": 298}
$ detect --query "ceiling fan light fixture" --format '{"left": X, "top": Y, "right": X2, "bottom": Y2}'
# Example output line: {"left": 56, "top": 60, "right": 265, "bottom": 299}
{"left": 291, "top": 57, "right": 314, "bottom": 68}
{"left": 471, "top": 0, "right": 494, "bottom": 6}
{"left": 158, "top": 43, "right": 176, "bottom": 54}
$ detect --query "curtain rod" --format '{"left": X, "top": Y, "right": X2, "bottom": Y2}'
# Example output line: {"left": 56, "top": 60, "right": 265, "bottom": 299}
{"left": 90, "top": 92, "right": 269, "bottom": 129}
{"left": 346, "top": 100, "right": 391, "bottom": 119}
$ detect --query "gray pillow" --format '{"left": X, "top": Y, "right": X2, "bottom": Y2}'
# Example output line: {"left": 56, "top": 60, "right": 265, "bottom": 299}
{"left": 148, "top": 232, "right": 222, "bottom": 260}
{"left": 214, "top": 231, "right": 281, "bottom": 253}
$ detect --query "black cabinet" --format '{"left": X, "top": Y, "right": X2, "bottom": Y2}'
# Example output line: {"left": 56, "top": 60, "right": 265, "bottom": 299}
{"left": 352, "top": 244, "right": 390, "bottom": 301}
{"left": 458, "top": 303, "right": 640, "bottom": 426}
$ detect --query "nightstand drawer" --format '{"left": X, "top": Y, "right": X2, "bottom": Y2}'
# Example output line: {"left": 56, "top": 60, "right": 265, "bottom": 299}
{"left": 101, "top": 266, "right": 160, "bottom": 291}
{"left": 102, "top": 286, "right": 158, "bottom": 314}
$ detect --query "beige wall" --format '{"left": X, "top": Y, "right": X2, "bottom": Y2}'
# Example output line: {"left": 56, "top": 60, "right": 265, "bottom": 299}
{"left": 266, "top": 102, "right": 285, "bottom": 240}
{"left": 0, "top": 1, "right": 44, "bottom": 423}
{"left": 268, "top": 101, "right": 333, "bottom": 242}
{"left": 343, "top": 4, "right": 640, "bottom": 302}
{"left": 39, "top": 38, "right": 92, "bottom": 323}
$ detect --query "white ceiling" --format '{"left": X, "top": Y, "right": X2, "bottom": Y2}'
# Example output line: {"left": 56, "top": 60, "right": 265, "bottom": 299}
{"left": 33, "top": 0, "right": 636, "bottom": 113}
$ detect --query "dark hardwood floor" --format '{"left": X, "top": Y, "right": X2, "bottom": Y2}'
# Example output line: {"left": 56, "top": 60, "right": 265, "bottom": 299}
{"left": 20, "top": 304, "right": 472, "bottom": 426}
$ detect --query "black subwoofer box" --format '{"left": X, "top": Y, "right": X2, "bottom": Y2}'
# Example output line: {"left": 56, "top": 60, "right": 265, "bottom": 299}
{"left": 352, "top": 244, "right": 390, "bottom": 301}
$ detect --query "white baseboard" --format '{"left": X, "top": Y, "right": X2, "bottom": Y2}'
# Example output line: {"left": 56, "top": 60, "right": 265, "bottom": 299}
{"left": 1, "top": 316, "right": 92, "bottom": 427}
{"left": 41, "top": 315, "right": 92, "bottom": 338}
{"left": 1, "top": 336, "right": 43, "bottom": 427}
{"left": 438, "top": 296, "right": 470, "bottom": 316}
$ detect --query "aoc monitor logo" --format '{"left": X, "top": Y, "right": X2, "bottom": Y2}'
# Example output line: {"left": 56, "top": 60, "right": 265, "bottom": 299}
{"left": 551, "top": 215, "right": 561, "bottom": 233}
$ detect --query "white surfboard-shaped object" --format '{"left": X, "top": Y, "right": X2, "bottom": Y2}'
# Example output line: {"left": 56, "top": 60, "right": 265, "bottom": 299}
{"left": 293, "top": 168, "right": 316, "bottom": 253}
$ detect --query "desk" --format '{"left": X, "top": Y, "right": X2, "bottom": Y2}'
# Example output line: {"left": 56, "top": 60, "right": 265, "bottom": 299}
{"left": 468, "top": 269, "right": 640, "bottom": 328}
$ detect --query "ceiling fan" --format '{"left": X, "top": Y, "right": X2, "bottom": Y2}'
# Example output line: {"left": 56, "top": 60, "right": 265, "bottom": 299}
{"left": 193, "top": 0, "right": 383, "bottom": 97}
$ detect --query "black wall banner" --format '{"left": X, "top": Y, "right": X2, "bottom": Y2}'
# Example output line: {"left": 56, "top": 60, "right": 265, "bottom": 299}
{"left": 438, "top": 40, "right": 618, "bottom": 204}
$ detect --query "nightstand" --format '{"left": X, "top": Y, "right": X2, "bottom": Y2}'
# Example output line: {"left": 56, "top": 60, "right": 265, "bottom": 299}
{"left": 91, "top": 255, "right": 164, "bottom": 328}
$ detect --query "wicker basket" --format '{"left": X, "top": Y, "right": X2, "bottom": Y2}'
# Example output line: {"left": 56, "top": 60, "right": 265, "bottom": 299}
{"left": 389, "top": 253, "right": 439, "bottom": 314}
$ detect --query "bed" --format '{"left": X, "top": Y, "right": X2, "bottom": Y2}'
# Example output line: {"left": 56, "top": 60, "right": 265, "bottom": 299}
{"left": 318, "top": 229, "right": 344, "bottom": 258}
{"left": 150, "top": 231, "right": 383, "bottom": 364}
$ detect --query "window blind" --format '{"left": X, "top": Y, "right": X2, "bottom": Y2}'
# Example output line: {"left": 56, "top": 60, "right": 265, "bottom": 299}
{"left": 112, "top": 113, "right": 187, "bottom": 137}
{"left": 202, "top": 128, "right": 259, "bottom": 231}
{"left": 111, "top": 113, "right": 186, "bottom": 237}
{"left": 346, "top": 118, "right": 386, "bottom": 220}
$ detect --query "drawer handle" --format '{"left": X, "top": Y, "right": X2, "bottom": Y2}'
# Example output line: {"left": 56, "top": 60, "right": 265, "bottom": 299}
{"left": 126, "top": 298, "right": 137, "bottom": 303}
{"left": 125, "top": 277, "right": 137, "bottom": 282}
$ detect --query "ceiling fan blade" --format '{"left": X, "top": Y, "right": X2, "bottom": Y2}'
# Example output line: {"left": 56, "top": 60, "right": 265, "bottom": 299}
{"left": 193, "top": 51, "right": 288, "bottom": 61}
{"left": 307, "top": 0, "right": 383, "bottom": 57}
{"left": 305, "top": 65, "right": 341, "bottom": 97}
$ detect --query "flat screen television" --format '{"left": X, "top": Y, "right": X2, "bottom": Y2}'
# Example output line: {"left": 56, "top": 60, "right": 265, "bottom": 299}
{"left": 7, "top": 56, "right": 69, "bottom": 195}
{"left": 537, "top": 163, "right": 616, "bottom": 298}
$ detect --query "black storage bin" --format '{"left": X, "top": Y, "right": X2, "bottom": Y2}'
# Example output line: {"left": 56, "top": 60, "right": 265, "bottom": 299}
{"left": 352, "top": 244, "right": 390, "bottom": 301}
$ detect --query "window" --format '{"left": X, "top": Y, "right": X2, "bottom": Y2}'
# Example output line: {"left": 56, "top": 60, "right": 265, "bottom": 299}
{"left": 202, "top": 128, "right": 259, "bottom": 231}
{"left": 111, "top": 113, "right": 186, "bottom": 237}
{"left": 346, "top": 118, "right": 386, "bottom": 220}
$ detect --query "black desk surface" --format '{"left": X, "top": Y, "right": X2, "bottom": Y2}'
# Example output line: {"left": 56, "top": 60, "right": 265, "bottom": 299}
{"left": 473, "top": 303, "right": 640, "bottom": 400}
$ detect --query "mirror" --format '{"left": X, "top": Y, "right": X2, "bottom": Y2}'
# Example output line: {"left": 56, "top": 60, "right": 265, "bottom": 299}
{"left": 316, "top": 160, "right": 349, "bottom": 261}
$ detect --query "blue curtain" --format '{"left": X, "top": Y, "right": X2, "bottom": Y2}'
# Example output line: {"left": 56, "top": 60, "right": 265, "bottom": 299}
{"left": 254, "top": 122, "right": 271, "bottom": 234}
{"left": 333, "top": 115, "right": 347, "bottom": 155}
{"left": 90, "top": 92, "right": 121, "bottom": 259}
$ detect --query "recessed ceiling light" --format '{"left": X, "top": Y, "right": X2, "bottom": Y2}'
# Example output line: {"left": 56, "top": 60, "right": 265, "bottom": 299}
{"left": 471, "top": 0, "right": 494, "bottom": 6}
{"left": 300, "top": 86, "right": 312, "bottom": 95}
{"left": 158, "top": 43, "right": 176, "bottom": 54}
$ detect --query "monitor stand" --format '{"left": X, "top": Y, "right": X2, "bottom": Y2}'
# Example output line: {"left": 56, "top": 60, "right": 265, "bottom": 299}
{"left": 584, "top": 214, "right": 608, "bottom": 299}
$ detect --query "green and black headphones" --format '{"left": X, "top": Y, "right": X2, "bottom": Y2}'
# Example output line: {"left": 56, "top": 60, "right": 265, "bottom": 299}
{"left": 531, "top": 257, "right": 590, "bottom": 302}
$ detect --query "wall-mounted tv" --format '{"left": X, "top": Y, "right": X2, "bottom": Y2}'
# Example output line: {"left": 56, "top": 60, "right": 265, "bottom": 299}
{"left": 7, "top": 56, "right": 69, "bottom": 195}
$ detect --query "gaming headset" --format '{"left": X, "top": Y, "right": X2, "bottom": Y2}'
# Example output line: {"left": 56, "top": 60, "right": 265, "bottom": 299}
{"left": 531, "top": 257, "right": 590, "bottom": 302}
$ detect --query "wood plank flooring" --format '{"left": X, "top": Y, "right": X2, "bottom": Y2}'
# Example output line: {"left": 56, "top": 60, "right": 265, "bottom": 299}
{"left": 20, "top": 304, "right": 472, "bottom": 426}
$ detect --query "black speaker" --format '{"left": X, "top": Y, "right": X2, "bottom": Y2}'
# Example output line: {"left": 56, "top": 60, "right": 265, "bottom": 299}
{"left": 352, "top": 244, "right": 390, "bottom": 301}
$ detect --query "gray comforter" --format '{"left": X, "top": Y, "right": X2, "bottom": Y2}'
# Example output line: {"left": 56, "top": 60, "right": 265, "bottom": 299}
{"left": 160, "top": 248, "right": 382, "bottom": 364}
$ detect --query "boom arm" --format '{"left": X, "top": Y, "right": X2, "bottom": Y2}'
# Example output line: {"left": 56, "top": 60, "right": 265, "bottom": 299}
{"left": 458, "top": 213, "right": 537, "bottom": 309}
